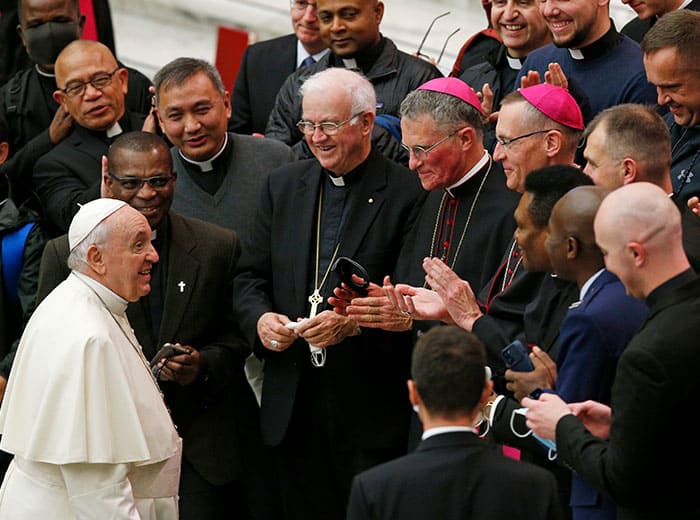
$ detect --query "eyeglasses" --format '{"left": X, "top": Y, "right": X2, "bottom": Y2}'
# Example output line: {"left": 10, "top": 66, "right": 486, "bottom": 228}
{"left": 495, "top": 129, "right": 555, "bottom": 149}
{"left": 60, "top": 67, "right": 121, "bottom": 97}
{"left": 297, "top": 112, "right": 363, "bottom": 136}
{"left": 109, "top": 173, "right": 174, "bottom": 191}
{"left": 401, "top": 131, "right": 458, "bottom": 161}
{"left": 290, "top": 0, "right": 316, "bottom": 12}
{"left": 416, "top": 11, "right": 461, "bottom": 65}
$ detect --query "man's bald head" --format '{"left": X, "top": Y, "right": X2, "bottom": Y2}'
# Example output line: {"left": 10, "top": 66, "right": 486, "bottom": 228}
{"left": 594, "top": 183, "right": 688, "bottom": 298}
{"left": 596, "top": 183, "right": 680, "bottom": 252}
{"left": 55, "top": 40, "right": 117, "bottom": 80}
{"left": 545, "top": 185, "right": 607, "bottom": 283}
{"left": 53, "top": 40, "right": 128, "bottom": 131}
{"left": 552, "top": 186, "right": 607, "bottom": 247}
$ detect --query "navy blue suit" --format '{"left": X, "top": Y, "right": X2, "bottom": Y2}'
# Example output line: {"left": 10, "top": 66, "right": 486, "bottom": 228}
{"left": 555, "top": 270, "right": 647, "bottom": 519}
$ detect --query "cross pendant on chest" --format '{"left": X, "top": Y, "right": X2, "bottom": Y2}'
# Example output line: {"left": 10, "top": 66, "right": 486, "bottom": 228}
{"left": 308, "top": 290, "right": 323, "bottom": 318}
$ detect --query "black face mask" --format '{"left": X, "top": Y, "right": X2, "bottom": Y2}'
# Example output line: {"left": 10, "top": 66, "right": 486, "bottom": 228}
{"left": 22, "top": 21, "right": 80, "bottom": 66}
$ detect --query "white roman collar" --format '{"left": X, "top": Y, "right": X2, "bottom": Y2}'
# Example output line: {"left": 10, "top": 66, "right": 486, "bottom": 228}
{"left": 446, "top": 150, "right": 489, "bottom": 196}
{"left": 178, "top": 133, "right": 228, "bottom": 172}
{"left": 106, "top": 121, "right": 123, "bottom": 139}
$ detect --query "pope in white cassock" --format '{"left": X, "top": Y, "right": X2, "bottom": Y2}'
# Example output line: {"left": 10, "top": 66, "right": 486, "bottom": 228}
{"left": 0, "top": 199, "right": 182, "bottom": 519}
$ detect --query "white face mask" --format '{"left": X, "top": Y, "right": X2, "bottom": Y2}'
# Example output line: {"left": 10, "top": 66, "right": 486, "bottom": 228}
{"left": 510, "top": 407, "right": 557, "bottom": 460}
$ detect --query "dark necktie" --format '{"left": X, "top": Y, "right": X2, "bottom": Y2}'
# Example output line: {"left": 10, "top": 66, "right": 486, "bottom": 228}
{"left": 300, "top": 55, "right": 316, "bottom": 69}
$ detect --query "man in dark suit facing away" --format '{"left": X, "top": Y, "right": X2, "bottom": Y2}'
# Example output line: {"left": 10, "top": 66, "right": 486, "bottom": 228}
{"left": 347, "top": 325, "right": 562, "bottom": 520}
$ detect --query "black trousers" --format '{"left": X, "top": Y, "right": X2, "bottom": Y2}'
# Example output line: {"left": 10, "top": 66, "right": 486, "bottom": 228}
{"left": 272, "top": 367, "right": 406, "bottom": 520}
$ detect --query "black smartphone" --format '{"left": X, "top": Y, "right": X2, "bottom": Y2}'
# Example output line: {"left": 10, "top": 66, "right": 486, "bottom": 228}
{"left": 501, "top": 340, "right": 534, "bottom": 372}
{"left": 331, "top": 256, "right": 370, "bottom": 296}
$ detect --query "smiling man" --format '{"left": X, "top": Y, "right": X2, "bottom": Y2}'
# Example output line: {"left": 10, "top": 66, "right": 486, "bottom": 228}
{"left": 265, "top": 0, "right": 441, "bottom": 161}
{"left": 0, "top": 198, "right": 181, "bottom": 519}
{"left": 154, "top": 58, "right": 295, "bottom": 245}
{"left": 32, "top": 39, "right": 150, "bottom": 236}
{"left": 0, "top": 0, "right": 152, "bottom": 209}
{"left": 518, "top": 0, "right": 656, "bottom": 118}
{"left": 233, "top": 67, "right": 425, "bottom": 520}
{"left": 641, "top": 10, "right": 700, "bottom": 204}
{"left": 34, "top": 131, "right": 269, "bottom": 520}
{"left": 458, "top": 0, "right": 551, "bottom": 150}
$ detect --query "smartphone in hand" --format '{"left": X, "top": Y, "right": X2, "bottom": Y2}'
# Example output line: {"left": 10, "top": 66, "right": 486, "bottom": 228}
{"left": 501, "top": 340, "right": 534, "bottom": 372}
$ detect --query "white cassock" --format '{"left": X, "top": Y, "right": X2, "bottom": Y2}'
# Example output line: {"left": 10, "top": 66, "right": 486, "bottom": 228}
{"left": 0, "top": 272, "right": 182, "bottom": 519}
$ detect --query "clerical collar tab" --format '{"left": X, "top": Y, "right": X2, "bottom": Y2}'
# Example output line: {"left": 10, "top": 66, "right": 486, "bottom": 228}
{"left": 106, "top": 122, "right": 123, "bottom": 139}
{"left": 446, "top": 151, "right": 490, "bottom": 196}
{"left": 329, "top": 174, "right": 346, "bottom": 186}
{"left": 342, "top": 58, "right": 360, "bottom": 71}
{"left": 35, "top": 64, "right": 55, "bottom": 78}
{"left": 567, "top": 22, "right": 622, "bottom": 61}
{"left": 179, "top": 133, "right": 228, "bottom": 172}
{"left": 506, "top": 55, "right": 523, "bottom": 70}
{"left": 568, "top": 48, "right": 585, "bottom": 60}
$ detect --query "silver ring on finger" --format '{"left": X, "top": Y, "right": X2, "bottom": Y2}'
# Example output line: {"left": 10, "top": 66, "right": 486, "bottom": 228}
{"left": 270, "top": 339, "right": 280, "bottom": 349}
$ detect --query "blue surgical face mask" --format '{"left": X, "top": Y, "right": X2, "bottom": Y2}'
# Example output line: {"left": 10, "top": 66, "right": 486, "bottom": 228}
{"left": 23, "top": 21, "right": 80, "bottom": 66}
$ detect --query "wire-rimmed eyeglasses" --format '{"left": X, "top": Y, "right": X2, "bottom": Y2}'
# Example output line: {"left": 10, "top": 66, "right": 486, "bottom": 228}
{"left": 296, "top": 112, "right": 363, "bottom": 136}
{"left": 59, "top": 67, "right": 121, "bottom": 97}
{"left": 495, "top": 129, "right": 556, "bottom": 149}
{"left": 401, "top": 131, "right": 458, "bottom": 161}
{"left": 416, "top": 11, "right": 461, "bottom": 65}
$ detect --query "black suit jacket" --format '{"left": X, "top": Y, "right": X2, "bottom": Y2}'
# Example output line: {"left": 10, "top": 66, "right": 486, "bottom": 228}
{"left": 36, "top": 211, "right": 258, "bottom": 486}
{"left": 621, "top": 0, "right": 700, "bottom": 42}
{"left": 556, "top": 275, "right": 700, "bottom": 519}
{"left": 32, "top": 112, "right": 145, "bottom": 235}
{"left": 1, "top": 64, "right": 152, "bottom": 207}
{"left": 229, "top": 34, "right": 298, "bottom": 135}
{"left": 233, "top": 150, "right": 426, "bottom": 447}
{"left": 347, "top": 431, "right": 562, "bottom": 520}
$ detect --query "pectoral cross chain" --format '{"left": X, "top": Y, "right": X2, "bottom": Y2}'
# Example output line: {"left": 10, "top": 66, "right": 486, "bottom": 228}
{"left": 308, "top": 290, "right": 323, "bottom": 318}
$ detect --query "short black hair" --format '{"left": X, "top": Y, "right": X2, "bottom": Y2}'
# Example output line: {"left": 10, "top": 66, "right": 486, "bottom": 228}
{"left": 412, "top": 326, "right": 486, "bottom": 417}
{"left": 524, "top": 165, "right": 594, "bottom": 228}
{"left": 108, "top": 131, "right": 172, "bottom": 174}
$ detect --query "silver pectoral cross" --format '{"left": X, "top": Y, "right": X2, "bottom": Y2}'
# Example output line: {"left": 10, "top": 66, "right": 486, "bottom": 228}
{"left": 308, "top": 289, "right": 323, "bottom": 317}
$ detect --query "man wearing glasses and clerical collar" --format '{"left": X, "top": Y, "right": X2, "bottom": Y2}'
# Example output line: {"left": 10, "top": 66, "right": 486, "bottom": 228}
{"left": 34, "top": 131, "right": 271, "bottom": 520}
{"left": 233, "top": 67, "right": 425, "bottom": 520}
{"left": 346, "top": 77, "right": 518, "bottom": 341}
{"left": 32, "top": 39, "right": 153, "bottom": 237}
{"left": 265, "top": 0, "right": 442, "bottom": 164}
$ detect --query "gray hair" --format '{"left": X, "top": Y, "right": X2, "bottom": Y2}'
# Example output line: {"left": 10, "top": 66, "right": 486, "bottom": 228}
{"left": 67, "top": 216, "right": 112, "bottom": 273}
{"left": 299, "top": 68, "right": 377, "bottom": 116}
{"left": 154, "top": 57, "right": 226, "bottom": 101}
{"left": 400, "top": 89, "right": 483, "bottom": 136}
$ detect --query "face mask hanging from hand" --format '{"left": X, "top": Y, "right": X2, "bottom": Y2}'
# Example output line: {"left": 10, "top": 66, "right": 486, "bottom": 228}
{"left": 23, "top": 21, "right": 80, "bottom": 66}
